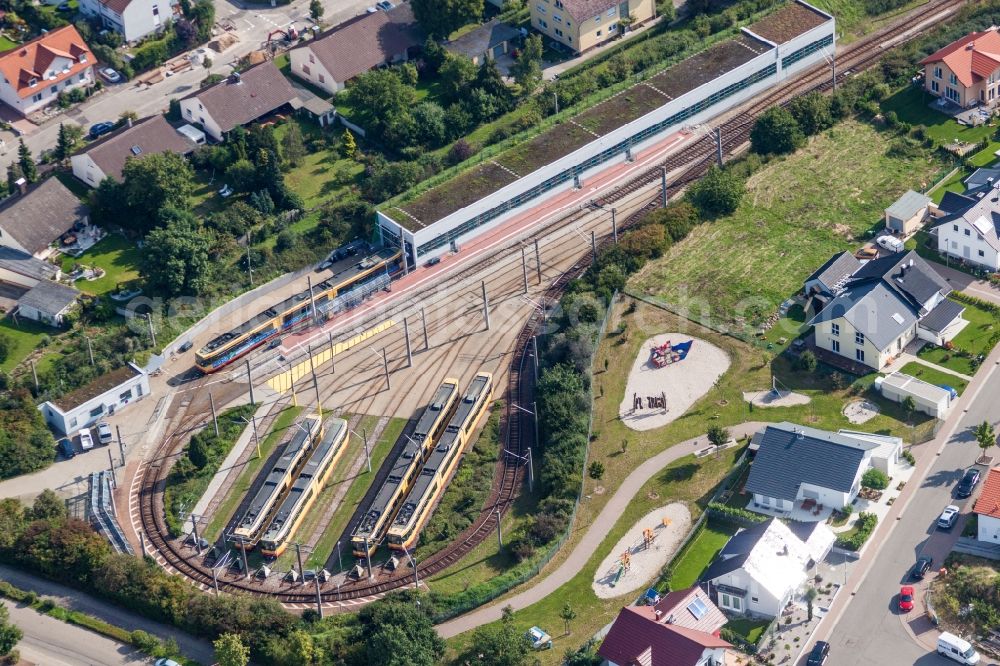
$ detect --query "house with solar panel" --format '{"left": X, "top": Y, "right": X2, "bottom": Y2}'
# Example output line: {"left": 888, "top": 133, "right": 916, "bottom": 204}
{"left": 931, "top": 174, "right": 1000, "bottom": 272}
{"left": 806, "top": 250, "right": 964, "bottom": 371}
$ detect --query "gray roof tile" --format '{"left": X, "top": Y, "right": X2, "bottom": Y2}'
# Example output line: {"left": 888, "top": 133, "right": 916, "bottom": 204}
{"left": 76, "top": 115, "right": 197, "bottom": 181}
{"left": 0, "top": 178, "right": 87, "bottom": 256}
{"left": 190, "top": 62, "right": 297, "bottom": 134}
{"left": 18, "top": 279, "right": 78, "bottom": 315}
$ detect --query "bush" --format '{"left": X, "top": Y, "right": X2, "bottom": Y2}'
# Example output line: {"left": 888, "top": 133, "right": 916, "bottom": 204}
{"left": 840, "top": 504, "right": 853, "bottom": 516}
{"left": 707, "top": 503, "right": 768, "bottom": 526}
{"left": 587, "top": 461, "right": 605, "bottom": 480}
{"left": 902, "top": 448, "right": 916, "bottom": 466}
{"left": 861, "top": 468, "right": 889, "bottom": 490}
{"left": 796, "top": 350, "right": 817, "bottom": 372}
{"left": 836, "top": 512, "right": 877, "bottom": 551}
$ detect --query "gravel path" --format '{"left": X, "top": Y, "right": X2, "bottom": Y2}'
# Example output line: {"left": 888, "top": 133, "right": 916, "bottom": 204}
{"left": 619, "top": 334, "right": 730, "bottom": 431}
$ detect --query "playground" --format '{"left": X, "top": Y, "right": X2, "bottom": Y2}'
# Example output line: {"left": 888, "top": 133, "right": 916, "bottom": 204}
{"left": 742, "top": 379, "right": 811, "bottom": 408}
{"left": 618, "top": 334, "right": 730, "bottom": 431}
{"left": 591, "top": 502, "right": 692, "bottom": 599}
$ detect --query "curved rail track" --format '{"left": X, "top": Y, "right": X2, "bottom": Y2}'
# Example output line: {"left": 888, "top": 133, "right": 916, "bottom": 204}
{"left": 138, "top": 0, "right": 969, "bottom": 606}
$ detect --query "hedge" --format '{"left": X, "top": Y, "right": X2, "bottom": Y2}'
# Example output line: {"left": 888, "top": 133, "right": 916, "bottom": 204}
{"left": 706, "top": 502, "right": 768, "bottom": 527}
{"left": 836, "top": 512, "right": 878, "bottom": 551}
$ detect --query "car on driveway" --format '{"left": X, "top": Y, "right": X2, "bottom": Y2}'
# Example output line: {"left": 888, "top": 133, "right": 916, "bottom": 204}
{"left": 911, "top": 555, "right": 933, "bottom": 580}
{"left": 938, "top": 504, "right": 961, "bottom": 529}
{"left": 96, "top": 421, "right": 113, "bottom": 445}
{"left": 78, "top": 429, "right": 94, "bottom": 451}
{"left": 806, "top": 640, "right": 830, "bottom": 665}
{"left": 898, "top": 585, "right": 915, "bottom": 612}
{"left": 58, "top": 438, "right": 75, "bottom": 459}
{"left": 376, "top": 0, "right": 395, "bottom": 9}
{"left": 957, "top": 468, "right": 982, "bottom": 498}
{"left": 99, "top": 67, "right": 122, "bottom": 83}
{"left": 88, "top": 121, "right": 115, "bottom": 139}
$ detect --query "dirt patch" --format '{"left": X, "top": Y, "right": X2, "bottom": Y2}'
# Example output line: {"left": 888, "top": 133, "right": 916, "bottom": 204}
{"left": 619, "top": 334, "right": 730, "bottom": 431}
{"left": 742, "top": 389, "right": 811, "bottom": 408}
{"left": 843, "top": 399, "right": 880, "bottom": 424}
{"left": 592, "top": 503, "right": 692, "bottom": 599}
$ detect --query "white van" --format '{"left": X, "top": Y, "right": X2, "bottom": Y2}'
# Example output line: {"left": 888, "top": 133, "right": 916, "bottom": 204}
{"left": 876, "top": 235, "right": 905, "bottom": 253}
{"left": 78, "top": 429, "right": 94, "bottom": 451}
{"left": 937, "top": 632, "right": 980, "bottom": 664}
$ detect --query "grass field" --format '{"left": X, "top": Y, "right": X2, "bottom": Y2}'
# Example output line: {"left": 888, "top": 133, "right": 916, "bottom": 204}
{"left": 726, "top": 617, "right": 771, "bottom": 644}
{"left": 0, "top": 35, "right": 18, "bottom": 52}
{"left": 881, "top": 86, "right": 997, "bottom": 145}
{"left": 668, "top": 521, "right": 738, "bottom": 590}
{"left": 61, "top": 234, "right": 142, "bottom": 296}
{"left": 203, "top": 406, "right": 302, "bottom": 542}
{"left": 630, "top": 121, "right": 946, "bottom": 332}
{"left": 897, "top": 362, "right": 968, "bottom": 395}
{"left": 0, "top": 316, "right": 56, "bottom": 373}
{"left": 273, "top": 118, "right": 363, "bottom": 212}
{"left": 916, "top": 299, "right": 1000, "bottom": 375}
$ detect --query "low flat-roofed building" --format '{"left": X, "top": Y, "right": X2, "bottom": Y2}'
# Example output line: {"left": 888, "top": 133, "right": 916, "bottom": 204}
{"left": 38, "top": 362, "right": 150, "bottom": 435}
{"left": 875, "top": 371, "right": 955, "bottom": 419}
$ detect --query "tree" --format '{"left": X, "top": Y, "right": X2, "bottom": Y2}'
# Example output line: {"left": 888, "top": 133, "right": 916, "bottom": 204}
{"left": 360, "top": 596, "right": 445, "bottom": 666}
{"left": 190, "top": 0, "right": 216, "bottom": 42}
{"left": 6, "top": 163, "right": 22, "bottom": 196}
{"left": 975, "top": 420, "right": 996, "bottom": 462}
{"left": 140, "top": 212, "right": 212, "bottom": 296}
{"left": 587, "top": 461, "right": 604, "bottom": 479}
{"left": 687, "top": 165, "right": 745, "bottom": 218}
{"left": 341, "top": 129, "right": 358, "bottom": 159}
{"left": 0, "top": 605, "right": 20, "bottom": 657}
{"left": 411, "top": 0, "right": 482, "bottom": 37}
{"left": 804, "top": 586, "right": 818, "bottom": 621}
{"left": 120, "top": 152, "right": 194, "bottom": 232}
{"left": 474, "top": 58, "right": 512, "bottom": 112}
{"left": 30, "top": 489, "right": 66, "bottom": 522}
{"left": 860, "top": 467, "right": 889, "bottom": 490}
{"left": 797, "top": 349, "right": 817, "bottom": 372}
{"left": 466, "top": 606, "right": 529, "bottom": 666}
{"left": 788, "top": 91, "right": 834, "bottom": 136}
{"left": 511, "top": 33, "right": 543, "bottom": 93}
{"left": 412, "top": 101, "right": 447, "bottom": 147}
{"left": 17, "top": 139, "right": 37, "bottom": 184}
{"left": 214, "top": 633, "right": 250, "bottom": 666}
{"left": 202, "top": 56, "right": 213, "bottom": 69}
{"left": 560, "top": 602, "right": 577, "bottom": 635}
{"left": 345, "top": 68, "right": 416, "bottom": 146}
{"left": 438, "top": 54, "right": 477, "bottom": 102}
{"left": 0, "top": 334, "right": 10, "bottom": 364}
{"left": 707, "top": 424, "right": 730, "bottom": 447}
{"left": 309, "top": 0, "right": 323, "bottom": 21}
{"left": 750, "top": 106, "right": 804, "bottom": 156}
{"left": 188, "top": 434, "right": 211, "bottom": 469}
{"left": 901, "top": 395, "right": 916, "bottom": 419}
{"left": 447, "top": 138, "right": 477, "bottom": 165}
{"left": 55, "top": 123, "right": 83, "bottom": 161}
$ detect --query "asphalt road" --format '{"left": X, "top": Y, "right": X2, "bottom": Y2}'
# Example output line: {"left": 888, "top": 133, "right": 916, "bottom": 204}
{"left": 826, "top": 363, "right": 1000, "bottom": 666}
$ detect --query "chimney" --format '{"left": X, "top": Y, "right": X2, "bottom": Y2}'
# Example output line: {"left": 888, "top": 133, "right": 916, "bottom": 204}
{"left": 14, "top": 177, "right": 26, "bottom": 195}
{"left": 230, "top": 71, "right": 242, "bottom": 84}
{"left": 655, "top": 610, "right": 663, "bottom": 620}
{"left": 782, "top": 544, "right": 789, "bottom": 555}
{"left": 909, "top": 258, "right": 914, "bottom": 268}
{"left": 126, "top": 116, "right": 133, "bottom": 128}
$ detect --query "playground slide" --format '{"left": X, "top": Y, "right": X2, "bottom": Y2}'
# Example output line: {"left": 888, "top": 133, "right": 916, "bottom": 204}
{"left": 672, "top": 340, "right": 693, "bottom": 361}
{"left": 611, "top": 564, "right": 625, "bottom": 586}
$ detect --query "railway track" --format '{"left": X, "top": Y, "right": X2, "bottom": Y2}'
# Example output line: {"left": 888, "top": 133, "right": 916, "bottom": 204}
{"left": 137, "top": 0, "right": 969, "bottom": 607}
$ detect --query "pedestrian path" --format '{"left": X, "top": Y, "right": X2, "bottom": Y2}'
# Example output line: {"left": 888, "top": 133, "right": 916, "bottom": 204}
{"left": 893, "top": 351, "right": 973, "bottom": 381}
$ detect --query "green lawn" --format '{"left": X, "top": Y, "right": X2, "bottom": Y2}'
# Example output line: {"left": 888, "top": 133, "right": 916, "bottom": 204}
{"left": 669, "top": 521, "right": 738, "bottom": 590}
{"left": 274, "top": 118, "right": 363, "bottom": 211}
{"left": 968, "top": 141, "right": 1000, "bottom": 168}
{"left": 0, "top": 35, "right": 18, "bottom": 52}
{"left": 881, "top": 86, "right": 998, "bottom": 145}
{"left": 60, "top": 234, "right": 142, "bottom": 296}
{"left": 897, "top": 362, "right": 968, "bottom": 395}
{"left": 927, "top": 170, "right": 966, "bottom": 204}
{"left": 630, "top": 120, "right": 946, "bottom": 332}
{"left": 725, "top": 617, "right": 770, "bottom": 645}
{"left": 916, "top": 299, "right": 1000, "bottom": 375}
{"left": 0, "top": 316, "right": 56, "bottom": 373}
{"left": 204, "top": 406, "right": 302, "bottom": 542}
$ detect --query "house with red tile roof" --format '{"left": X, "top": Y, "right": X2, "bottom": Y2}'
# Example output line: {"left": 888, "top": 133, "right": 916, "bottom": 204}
{"left": 973, "top": 467, "right": 1000, "bottom": 542}
{"left": 0, "top": 26, "right": 95, "bottom": 116}
{"left": 79, "top": 0, "right": 180, "bottom": 43}
{"left": 598, "top": 586, "right": 736, "bottom": 666}
{"left": 920, "top": 30, "right": 1000, "bottom": 109}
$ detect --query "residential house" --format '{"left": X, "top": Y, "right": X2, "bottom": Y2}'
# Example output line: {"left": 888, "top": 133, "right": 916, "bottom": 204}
{"left": 744, "top": 422, "right": 901, "bottom": 517}
{"left": 932, "top": 179, "right": 1000, "bottom": 271}
{"left": 530, "top": 0, "right": 655, "bottom": 54}
{"left": 16, "top": 279, "right": 79, "bottom": 326}
{"left": 807, "top": 251, "right": 963, "bottom": 370}
{"left": 0, "top": 246, "right": 59, "bottom": 291}
{"left": 0, "top": 177, "right": 89, "bottom": 260}
{"left": 701, "top": 518, "right": 835, "bottom": 618}
{"left": 0, "top": 26, "right": 94, "bottom": 116}
{"left": 71, "top": 115, "right": 199, "bottom": 187}
{"left": 38, "top": 362, "right": 150, "bottom": 435}
{"left": 179, "top": 62, "right": 298, "bottom": 141}
{"left": 598, "top": 586, "right": 733, "bottom": 666}
{"left": 974, "top": 467, "right": 1000, "bottom": 542}
{"left": 919, "top": 30, "right": 1000, "bottom": 109}
{"left": 875, "top": 371, "right": 954, "bottom": 419}
{"left": 79, "top": 0, "right": 179, "bottom": 43}
{"left": 288, "top": 4, "right": 420, "bottom": 96}
{"left": 803, "top": 250, "right": 861, "bottom": 316}
{"left": 444, "top": 19, "right": 521, "bottom": 66}
{"left": 885, "top": 189, "right": 933, "bottom": 236}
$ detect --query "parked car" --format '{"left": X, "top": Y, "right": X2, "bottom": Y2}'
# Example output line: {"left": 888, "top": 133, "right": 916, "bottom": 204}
{"left": 96, "top": 421, "right": 113, "bottom": 445}
{"left": 218, "top": 184, "right": 234, "bottom": 198}
{"left": 178, "top": 340, "right": 194, "bottom": 353}
{"left": 937, "top": 631, "right": 981, "bottom": 664}
{"left": 898, "top": 585, "right": 915, "bottom": 612}
{"left": 376, "top": 0, "right": 395, "bottom": 9}
{"left": 938, "top": 504, "right": 960, "bottom": 530}
{"left": 876, "top": 234, "right": 904, "bottom": 253}
{"left": 956, "top": 468, "right": 982, "bottom": 498}
{"left": 88, "top": 121, "right": 115, "bottom": 139}
{"left": 78, "top": 429, "right": 94, "bottom": 451}
{"left": 58, "top": 438, "right": 75, "bottom": 459}
{"left": 99, "top": 67, "right": 122, "bottom": 83}
{"left": 911, "top": 554, "right": 933, "bottom": 580}
{"left": 806, "top": 640, "right": 830, "bottom": 666}
{"left": 365, "top": 5, "right": 378, "bottom": 12}
{"left": 154, "top": 660, "right": 182, "bottom": 666}
{"left": 525, "top": 626, "right": 552, "bottom": 650}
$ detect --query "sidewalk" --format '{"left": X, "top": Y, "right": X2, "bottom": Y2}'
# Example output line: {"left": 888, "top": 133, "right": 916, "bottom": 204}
{"left": 436, "top": 421, "right": 767, "bottom": 638}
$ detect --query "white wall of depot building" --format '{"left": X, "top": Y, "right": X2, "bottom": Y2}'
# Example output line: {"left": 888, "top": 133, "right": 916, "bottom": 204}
{"left": 379, "top": 13, "right": 834, "bottom": 261}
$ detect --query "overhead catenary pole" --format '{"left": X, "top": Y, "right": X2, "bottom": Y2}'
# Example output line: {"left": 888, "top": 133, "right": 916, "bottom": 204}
{"left": 531, "top": 336, "right": 539, "bottom": 385}
{"left": 246, "top": 359, "right": 255, "bottom": 405}
{"left": 661, "top": 166, "right": 668, "bottom": 207}
{"left": 314, "top": 574, "right": 324, "bottom": 618}
{"left": 481, "top": 280, "right": 491, "bottom": 331}
{"left": 145, "top": 313, "right": 156, "bottom": 348}
{"left": 420, "top": 308, "right": 430, "bottom": 350}
{"left": 361, "top": 428, "right": 371, "bottom": 473}
{"left": 591, "top": 230, "right": 597, "bottom": 261}
{"left": 308, "top": 344, "right": 322, "bottom": 416}
{"left": 328, "top": 332, "right": 336, "bottom": 375}
{"left": 527, "top": 447, "right": 535, "bottom": 493}
{"left": 250, "top": 415, "right": 261, "bottom": 459}
{"left": 337, "top": 540, "right": 343, "bottom": 573}
{"left": 245, "top": 230, "right": 254, "bottom": 287}
{"left": 307, "top": 276, "right": 318, "bottom": 324}
{"left": 532, "top": 401, "right": 540, "bottom": 462}
{"left": 554, "top": 91, "right": 559, "bottom": 115}
{"left": 212, "top": 565, "right": 219, "bottom": 594}
{"left": 289, "top": 361, "right": 297, "bottom": 406}
{"left": 403, "top": 318, "right": 412, "bottom": 367}
{"left": 496, "top": 507, "right": 503, "bottom": 550}
{"left": 381, "top": 348, "right": 390, "bottom": 391}
{"left": 107, "top": 449, "right": 117, "bottom": 488}
{"left": 534, "top": 238, "right": 542, "bottom": 284}
{"left": 239, "top": 536, "right": 250, "bottom": 579}
{"left": 715, "top": 127, "right": 723, "bottom": 167}
{"left": 116, "top": 425, "right": 125, "bottom": 466}
{"left": 85, "top": 336, "right": 95, "bottom": 366}
{"left": 364, "top": 536, "right": 373, "bottom": 579}
{"left": 611, "top": 208, "right": 618, "bottom": 244}
{"left": 29, "top": 359, "right": 38, "bottom": 390}
{"left": 209, "top": 391, "right": 219, "bottom": 437}
{"left": 190, "top": 513, "right": 202, "bottom": 554}
{"left": 296, "top": 543, "right": 305, "bottom": 585}
{"left": 521, "top": 246, "right": 529, "bottom": 294}
{"left": 400, "top": 233, "right": 409, "bottom": 276}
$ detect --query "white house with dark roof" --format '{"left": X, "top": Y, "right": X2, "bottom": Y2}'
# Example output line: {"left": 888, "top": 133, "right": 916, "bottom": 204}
{"left": 17, "top": 279, "right": 79, "bottom": 326}
{"left": 701, "top": 518, "right": 834, "bottom": 618}
{"left": 71, "top": 115, "right": 198, "bottom": 187}
{"left": 933, "top": 179, "right": 1000, "bottom": 271}
{"left": 885, "top": 189, "right": 932, "bottom": 236}
{"left": 38, "top": 362, "right": 149, "bottom": 435}
{"left": 79, "top": 0, "right": 178, "bottom": 42}
{"left": 444, "top": 19, "right": 521, "bottom": 66}
{"left": 288, "top": 3, "right": 420, "bottom": 95}
{"left": 744, "top": 422, "right": 901, "bottom": 517}
{"left": 179, "top": 63, "right": 299, "bottom": 141}
{"left": 0, "top": 177, "right": 89, "bottom": 260}
{"left": 807, "top": 250, "right": 963, "bottom": 370}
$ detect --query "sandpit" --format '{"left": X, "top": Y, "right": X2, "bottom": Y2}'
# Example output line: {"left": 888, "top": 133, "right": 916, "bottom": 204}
{"left": 742, "top": 389, "right": 811, "bottom": 408}
{"left": 619, "top": 334, "right": 730, "bottom": 431}
{"left": 592, "top": 503, "right": 692, "bottom": 598}
{"left": 844, "top": 399, "right": 880, "bottom": 424}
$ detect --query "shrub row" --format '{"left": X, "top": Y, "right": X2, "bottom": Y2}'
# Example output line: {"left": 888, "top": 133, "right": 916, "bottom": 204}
{"left": 706, "top": 502, "right": 768, "bottom": 527}
{"left": 836, "top": 511, "right": 878, "bottom": 551}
